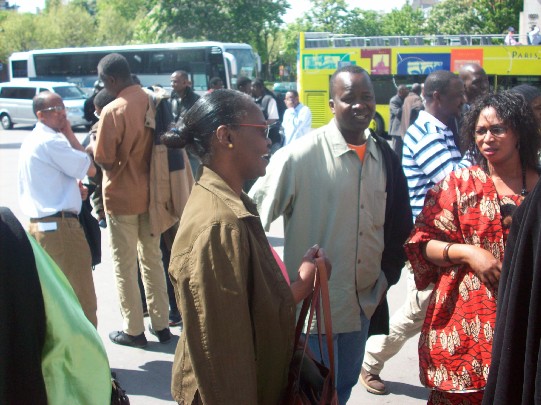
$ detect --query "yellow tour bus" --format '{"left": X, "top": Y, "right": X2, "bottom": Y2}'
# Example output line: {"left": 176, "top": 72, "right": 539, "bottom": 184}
{"left": 298, "top": 32, "right": 541, "bottom": 136}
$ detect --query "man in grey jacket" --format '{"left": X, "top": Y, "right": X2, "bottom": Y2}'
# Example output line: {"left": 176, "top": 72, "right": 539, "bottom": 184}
{"left": 388, "top": 85, "right": 409, "bottom": 159}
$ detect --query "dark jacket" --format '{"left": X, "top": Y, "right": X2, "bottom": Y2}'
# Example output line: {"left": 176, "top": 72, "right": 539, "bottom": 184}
{"left": 0, "top": 207, "right": 47, "bottom": 405}
{"left": 368, "top": 130, "right": 413, "bottom": 336}
{"left": 170, "top": 86, "right": 200, "bottom": 123}
{"left": 482, "top": 177, "right": 541, "bottom": 405}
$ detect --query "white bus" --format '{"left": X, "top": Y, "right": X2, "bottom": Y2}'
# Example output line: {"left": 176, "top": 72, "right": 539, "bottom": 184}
{"left": 8, "top": 42, "right": 260, "bottom": 94}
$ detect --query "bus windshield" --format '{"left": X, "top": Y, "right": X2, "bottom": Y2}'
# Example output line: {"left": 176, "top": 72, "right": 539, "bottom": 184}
{"left": 224, "top": 47, "right": 258, "bottom": 79}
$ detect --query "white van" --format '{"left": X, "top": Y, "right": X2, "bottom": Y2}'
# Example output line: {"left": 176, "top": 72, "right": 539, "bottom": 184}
{"left": 0, "top": 81, "right": 90, "bottom": 129}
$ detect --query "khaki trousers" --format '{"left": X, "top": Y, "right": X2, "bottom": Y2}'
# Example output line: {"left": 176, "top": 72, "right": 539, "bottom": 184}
{"left": 107, "top": 212, "right": 169, "bottom": 335}
{"left": 29, "top": 216, "right": 98, "bottom": 328}
{"left": 363, "top": 267, "right": 433, "bottom": 375}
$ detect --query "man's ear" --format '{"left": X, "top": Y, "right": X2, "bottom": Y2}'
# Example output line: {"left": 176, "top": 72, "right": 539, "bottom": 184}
{"left": 329, "top": 99, "right": 335, "bottom": 114}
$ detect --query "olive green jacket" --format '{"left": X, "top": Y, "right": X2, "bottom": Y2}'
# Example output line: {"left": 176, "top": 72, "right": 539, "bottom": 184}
{"left": 169, "top": 167, "right": 296, "bottom": 405}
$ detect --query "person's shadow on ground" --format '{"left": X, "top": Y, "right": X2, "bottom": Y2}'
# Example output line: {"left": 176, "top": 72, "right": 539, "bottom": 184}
{"left": 386, "top": 381, "right": 429, "bottom": 400}
{"left": 113, "top": 359, "right": 175, "bottom": 401}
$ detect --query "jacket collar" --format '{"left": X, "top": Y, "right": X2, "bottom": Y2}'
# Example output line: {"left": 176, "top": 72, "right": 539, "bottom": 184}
{"left": 327, "top": 118, "right": 380, "bottom": 162}
{"left": 197, "top": 166, "right": 259, "bottom": 219}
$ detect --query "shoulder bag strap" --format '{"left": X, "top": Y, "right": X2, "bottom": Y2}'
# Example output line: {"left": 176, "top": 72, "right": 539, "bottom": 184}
{"left": 315, "top": 257, "right": 335, "bottom": 383}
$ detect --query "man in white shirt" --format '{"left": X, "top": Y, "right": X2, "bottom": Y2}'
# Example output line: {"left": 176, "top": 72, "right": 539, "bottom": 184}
{"left": 282, "top": 90, "right": 312, "bottom": 145}
{"left": 528, "top": 25, "right": 540, "bottom": 45}
{"left": 505, "top": 26, "right": 519, "bottom": 45}
{"left": 18, "top": 91, "right": 98, "bottom": 327}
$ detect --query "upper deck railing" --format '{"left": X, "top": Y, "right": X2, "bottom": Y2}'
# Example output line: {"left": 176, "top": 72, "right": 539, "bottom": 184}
{"left": 303, "top": 32, "right": 513, "bottom": 48}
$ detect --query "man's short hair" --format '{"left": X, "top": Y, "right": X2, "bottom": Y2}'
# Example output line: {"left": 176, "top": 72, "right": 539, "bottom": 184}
{"left": 252, "top": 78, "right": 265, "bottom": 89}
{"left": 397, "top": 85, "right": 408, "bottom": 93}
{"left": 98, "top": 53, "right": 131, "bottom": 80}
{"left": 330, "top": 65, "right": 369, "bottom": 98}
{"left": 287, "top": 90, "right": 299, "bottom": 98}
{"left": 209, "top": 77, "right": 223, "bottom": 87}
{"left": 423, "top": 70, "right": 457, "bottom": 99}
{"left": 93, "top": 89, "right": 116, "bottom": 110}
{"left": 172, "top": 70, "right": 189, "bottom": 80}
{"left": 32, "top": 91, "right": 54, "bottom": 116}
{"left": 411, "top": 83, "right": 422, "bottom": 95}
{"left": 237, "top": 76, "right": 252, "bottom": 88}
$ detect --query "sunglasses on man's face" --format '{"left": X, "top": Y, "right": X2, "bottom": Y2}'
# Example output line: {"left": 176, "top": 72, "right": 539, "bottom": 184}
{"left": 39, "top": 105, "right": 65, "bottom": 113}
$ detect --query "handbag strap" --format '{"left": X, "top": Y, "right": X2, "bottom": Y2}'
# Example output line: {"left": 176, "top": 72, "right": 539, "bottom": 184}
{"left": 315, "top": 257, "right": 335, "bottom": 383}
{"left": 292, "top": 258, "right": 335, "bottom": 383}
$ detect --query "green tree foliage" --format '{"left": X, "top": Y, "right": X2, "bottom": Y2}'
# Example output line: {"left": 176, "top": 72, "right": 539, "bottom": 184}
{"left": 71, "top": 0, "right": 98, "bottom": 16}
{"left": 343, "top": 9, "right": 382, "bottom": 36}
{"left": 425, "top": 0, "right": 480, "bottom": 34}
{"left": 137, "top": 0, "right": 289, "bottom": 79}
{"left": 471, "top": 0, "right": 522, "bottom": 34}
{"left": 380, "top": 4, "right": 426, "bottom": 36}
{"left": 425, "top": 0, "right": 522, "bottom": 35}
{"left": 34, "top": 3, "right": 96, "bottom": 48}
{"left": 0, "top": 12, "right": 39, "bottom": 62}
{"left": 94, "top": 0, "right": 152, "bottom": 45}
{"left": 305, "top": 0, "right": 350, "bottom": 33}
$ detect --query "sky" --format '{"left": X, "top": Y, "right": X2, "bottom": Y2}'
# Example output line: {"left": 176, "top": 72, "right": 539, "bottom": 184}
{"left": 13, "top": 0, "right": 408, "bottom": 18}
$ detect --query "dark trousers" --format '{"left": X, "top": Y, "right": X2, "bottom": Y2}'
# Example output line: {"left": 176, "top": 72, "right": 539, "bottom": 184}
{"left": 138, "top": 235, "right": 179, "bottom": 317}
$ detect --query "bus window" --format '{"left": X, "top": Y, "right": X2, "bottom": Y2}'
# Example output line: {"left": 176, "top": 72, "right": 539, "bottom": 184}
{"left": 11, "top": 60, "right": 28, "bottom": 78}
{"left": 191, "top": 63, "right": 207, "bottom": 92}
{"left": 371, "top": 76, "right": 397, "bottom": 105}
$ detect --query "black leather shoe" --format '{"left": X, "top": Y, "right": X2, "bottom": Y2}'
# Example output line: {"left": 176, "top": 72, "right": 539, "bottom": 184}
{"left": 149, "top": 326, "right": 172, "bottom": 343}
{"left": 109, "top": 331, "right": 147, "bottom": 348}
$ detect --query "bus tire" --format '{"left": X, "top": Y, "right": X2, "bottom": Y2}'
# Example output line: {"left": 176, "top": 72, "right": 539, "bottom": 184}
{"left": 373, "top": 114, "right": 385, "bottom": 137}
{"left": 1, "top": 113, "right": 13, "bottom": 130}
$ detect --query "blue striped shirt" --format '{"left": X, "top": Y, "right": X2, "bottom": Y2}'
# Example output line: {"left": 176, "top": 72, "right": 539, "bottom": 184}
{"left": 402, "top": 110, "right": 470, "bottom": 220}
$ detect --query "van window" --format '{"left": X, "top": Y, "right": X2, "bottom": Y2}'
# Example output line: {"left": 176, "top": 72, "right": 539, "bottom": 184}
{"left": 0, "top": 87, "right": 36, "bottom": 99}
{"left": 53, "top": 86, "right": 86, "bottom": 100}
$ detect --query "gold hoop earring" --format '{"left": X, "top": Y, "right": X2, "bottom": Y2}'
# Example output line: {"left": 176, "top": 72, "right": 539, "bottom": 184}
{"left": 228, "top": 143, "right": 234, "bottom": 149}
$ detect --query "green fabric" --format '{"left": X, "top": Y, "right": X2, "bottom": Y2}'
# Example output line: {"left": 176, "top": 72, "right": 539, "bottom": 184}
{"left": 28, "top": 234, "right": 111, "bottom": 405}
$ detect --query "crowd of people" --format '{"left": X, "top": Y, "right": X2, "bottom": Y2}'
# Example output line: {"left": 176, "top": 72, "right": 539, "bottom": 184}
{"left": 3, "top": 49, "right": 541, "bottom": 405}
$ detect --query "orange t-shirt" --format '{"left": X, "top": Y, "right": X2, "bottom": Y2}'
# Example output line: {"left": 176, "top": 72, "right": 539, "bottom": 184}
{"left": 348, "top": 143, "right": 367, "bottom": 162}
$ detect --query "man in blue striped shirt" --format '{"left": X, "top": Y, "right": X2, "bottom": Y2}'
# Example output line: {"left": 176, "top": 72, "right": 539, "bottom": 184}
{"left": 402, "top": 70, "right": 470, "bottom": 220}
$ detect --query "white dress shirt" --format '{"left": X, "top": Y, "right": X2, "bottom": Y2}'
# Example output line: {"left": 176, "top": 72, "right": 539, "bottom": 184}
{"left": 282, "top": 103, "right": 312, "bottom": 145}
{"left": 18, "top": 122, "right": 91, "bottom": 218}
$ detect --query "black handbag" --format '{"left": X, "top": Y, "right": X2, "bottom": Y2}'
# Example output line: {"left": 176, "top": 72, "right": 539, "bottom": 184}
{"left": 281, "top": 257, "right": 339, "bottom": 405}
{"left": 111, "top": 377, "right": 130, "bottom": 405}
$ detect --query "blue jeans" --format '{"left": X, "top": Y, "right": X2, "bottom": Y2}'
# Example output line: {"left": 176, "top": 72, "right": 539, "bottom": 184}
{"left": 307, "top": 310, "right": 370, "bottom": 404}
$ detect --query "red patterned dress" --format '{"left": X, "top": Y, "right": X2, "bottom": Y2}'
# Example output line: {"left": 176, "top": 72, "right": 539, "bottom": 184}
{"left": 405, "top": 167, "right": 523, "bottom": 405}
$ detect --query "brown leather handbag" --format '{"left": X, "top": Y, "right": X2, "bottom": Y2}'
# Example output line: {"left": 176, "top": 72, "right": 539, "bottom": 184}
{"left": 281, "top": 257, "right": 339, "bottom": 405}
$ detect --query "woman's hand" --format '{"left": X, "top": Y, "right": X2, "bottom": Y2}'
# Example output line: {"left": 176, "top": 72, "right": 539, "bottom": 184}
{"left": 291, "top": 244, "right": 332, "bottom": 304}
{"left": 297, "top": 245, "right": 320, "bottom": 288}
{"left": 315, "top": 247, "right": 332, "bottom": 280}
{"left": 464, "top": 245, "right": 501, "bottom": 291}
{"left": 423, "top": 240, "right": 501, "bottom": 290}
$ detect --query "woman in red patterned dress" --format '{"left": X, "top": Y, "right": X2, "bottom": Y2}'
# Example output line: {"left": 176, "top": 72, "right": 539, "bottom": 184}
{"left": 405, "top": 91, "right": 541, "bottom": 405}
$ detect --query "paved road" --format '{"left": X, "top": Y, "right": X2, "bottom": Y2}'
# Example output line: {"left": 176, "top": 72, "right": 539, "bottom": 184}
{"left": 0, "top": 126, "right": 428, "bottom": 404}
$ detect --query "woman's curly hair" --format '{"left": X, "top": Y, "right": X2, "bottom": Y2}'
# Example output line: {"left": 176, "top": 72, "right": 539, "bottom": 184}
{"left": 461, "top": 91, "right": 541, "bottom": 172}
